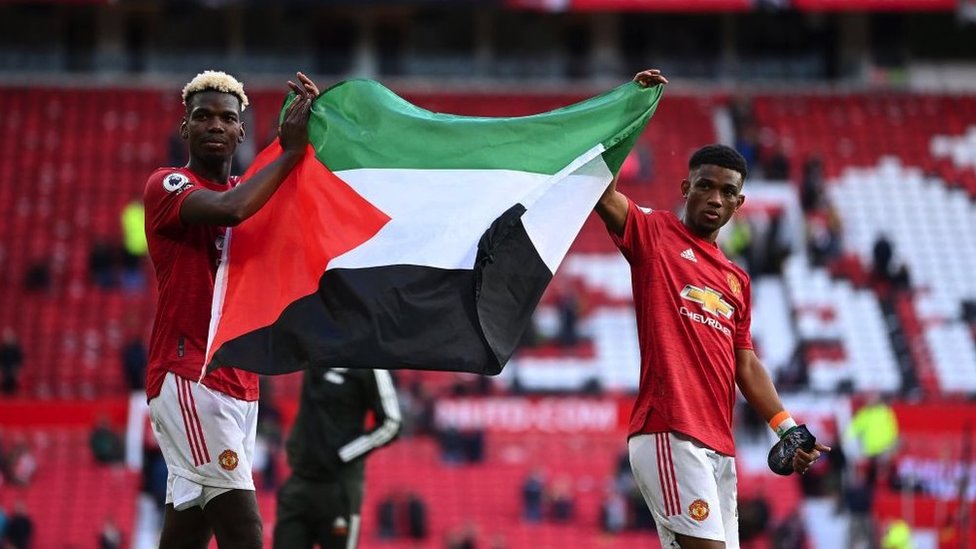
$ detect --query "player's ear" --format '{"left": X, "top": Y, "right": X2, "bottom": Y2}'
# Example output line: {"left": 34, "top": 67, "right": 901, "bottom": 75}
{"left": 735, "top": 194, "right": 746, "bottom": 212}
{"left": 238, "top": 123, "right": 246, "bottom": 144}
{"left": 179, "top": 119, "right": 188, "bottom": 140}
{"left": 680, "top": 179, "right": 690, "bottom": 198}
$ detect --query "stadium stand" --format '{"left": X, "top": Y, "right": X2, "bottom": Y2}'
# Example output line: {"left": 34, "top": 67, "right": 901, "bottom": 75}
{"left": 0, "top": 427, "right": 140, "bottom": 549}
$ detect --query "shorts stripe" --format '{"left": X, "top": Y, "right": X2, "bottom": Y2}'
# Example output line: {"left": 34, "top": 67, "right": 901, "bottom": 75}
{"left": 654, "top": 433, "right": 681, "bottom": 517}
{"left": 655, "top": 434, "right": 676, "bottom": 516}
{"left": 664, "top": 434, "right": 681, "bottom": 516}
{"left": 176, "top": 376, "right": 203, "bottom": 466}
{"left": 183, "top": 378, "right": 211, "bottom": 463}
{"left": 177, "top": 377, "right": 209, "bottom": 466}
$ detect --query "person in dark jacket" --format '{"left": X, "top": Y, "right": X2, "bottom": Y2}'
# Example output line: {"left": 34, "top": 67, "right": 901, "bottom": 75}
{"left": 273, "top": 367, "right": 401, "bottom": 549}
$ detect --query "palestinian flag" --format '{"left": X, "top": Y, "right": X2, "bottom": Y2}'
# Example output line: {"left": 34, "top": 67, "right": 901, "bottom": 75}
{"left": 205, "top": 79, "right": 662, "bottom": 377}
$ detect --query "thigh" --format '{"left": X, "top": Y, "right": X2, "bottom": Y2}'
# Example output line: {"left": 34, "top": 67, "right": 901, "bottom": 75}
{"left": 203, "top": 489, "right": 263, "bottom": 549}
{"left": 159, "top": 504, "right": 212, "bottom": 549}
{"left": 629, "top": 432, "right": 728, "bottom": 545}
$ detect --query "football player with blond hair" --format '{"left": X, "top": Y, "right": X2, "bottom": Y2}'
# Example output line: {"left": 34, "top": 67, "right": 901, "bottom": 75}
{"left": 144, "top": 70, "right": 319, "bottom": 549}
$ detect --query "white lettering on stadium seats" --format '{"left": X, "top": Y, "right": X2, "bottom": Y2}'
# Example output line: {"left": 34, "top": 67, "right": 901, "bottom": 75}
{"left": 434, "top": 398, "right": 619, "bottom": 433}
{"left": 679, "top": 306, "right": 732, "bottom": 337}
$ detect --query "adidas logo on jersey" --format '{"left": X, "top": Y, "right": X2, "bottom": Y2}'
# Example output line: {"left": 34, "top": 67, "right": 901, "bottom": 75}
{"left": 680, "top": 248, "right": 697, "bottom": 262}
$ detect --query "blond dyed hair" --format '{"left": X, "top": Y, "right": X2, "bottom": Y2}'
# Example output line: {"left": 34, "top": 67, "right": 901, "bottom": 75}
{"left": 181, "top": 70, "right": 249, "bottom": 111}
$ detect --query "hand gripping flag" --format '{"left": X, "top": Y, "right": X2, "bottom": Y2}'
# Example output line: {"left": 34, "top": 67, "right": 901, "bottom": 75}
{"left": 205, "top": 79, "right": 662, "bottom": 377}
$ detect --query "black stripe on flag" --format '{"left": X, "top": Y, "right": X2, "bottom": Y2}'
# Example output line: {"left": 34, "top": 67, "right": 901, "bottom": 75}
{"left": 209, "top": 204, "right": 552, "bottom": 376}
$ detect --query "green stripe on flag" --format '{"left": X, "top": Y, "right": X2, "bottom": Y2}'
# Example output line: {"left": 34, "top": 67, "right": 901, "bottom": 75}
{"left": 283, "top": 79, "right": 663, "bottom": 175}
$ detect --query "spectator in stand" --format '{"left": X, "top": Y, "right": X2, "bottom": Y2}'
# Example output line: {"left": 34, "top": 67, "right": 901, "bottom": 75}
{"left": 881, "top": 519, "right": 913, "bottom": 549}
{"left": 119, "top": 195, "right": 148, "bottom": 291}
{"left": 255, "top": 382, "right": 283, "bottom": 491}
{"left": 600, "top": 484, "right": 627, "bottom": 533}
{"left": 763, "top": 144, "right": 791, "bottom": 181}
{"left": 89, "top": 238, "right": 118, "bottom": 289}
{"left": 406, "top": 492, "right": 428, "bottom": 540}
{"left": 5, "top": 438, "right": 36, "bottom": 486}
{"left": 771, "top": 509, "right": 806, "bottom": 549}
{"left": 376, "top": 493, "right": 398, "bottom": 540}
{"left": 734, "top": 124, "right": 760, "bottom": 173}
{"left": 729, "top": 95, "right": 756, "bottom": 146}
{"left": 846, "top": 394, "right": 899, "bottom": 486}
{"left": 22, "top": 259, "right": 51, "bottom": 294}
{"left": 167, "top": 130, "right": 185, "bottom": 168}
{"left": 872, "top": 233, "right": 894, "bottom": 284}
{"left": 549, "top": 476, "right": 575, "bottom": 522}
{"left": 0, "top": 328, "right": 24, "bottom": 395}
{"left": 807, "top": 204, "right": 843, "bottom": 267}
{"left": 800, "top": 154, "right": 826, "bottom": 214}
{"left": 5, "top": 501, "right": 33, "bottom": 549}
{"left": 398, "top": 379, "right": 435, "bottom": 437}
{"left": 90, "top": 416, "right": 124, "bottom": 464}
{"left": 98, "top": 517, "right": 123, "bottom": 549}
{"left": 738, "top": 496, "right": 771, "bottom": 542}
{"left": 554, "top": 277, "right": 581, "bottom": 348}
{"left": 843, "top": 464, "right": 876, "bottom": 549}
{"left": 141, "top": 416, "right": 168, "bottom": 512}
{"left": 521, "top": 468, "right": 545, "bottom": 523}
{"left": 121, "top": 333, "right": 147, "bottom": 392}
{"left": 721, "top": 216, "right": 753, "bottom": 274}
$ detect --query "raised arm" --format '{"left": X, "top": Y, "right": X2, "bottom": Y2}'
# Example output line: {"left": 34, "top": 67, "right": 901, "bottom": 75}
{"left": 181, "top": 72, "right": 320, "bottom": 226}
{"left": 736, "top": 348, "right": 831, "bottom": 473}
{"left": 596, "top": 69, "right": 669, "bottom": 237}
{"left": 595, "top": 174, "right": 630, "bottom": 237}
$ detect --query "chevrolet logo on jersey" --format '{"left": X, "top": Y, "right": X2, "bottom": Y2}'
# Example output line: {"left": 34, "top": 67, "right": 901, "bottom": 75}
{"left": 680, "top": 285, "right": 734, "bottom": 319}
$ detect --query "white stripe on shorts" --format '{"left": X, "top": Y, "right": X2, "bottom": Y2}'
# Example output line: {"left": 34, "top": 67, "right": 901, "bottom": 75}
{"left": 176, "top": 376, "right": 210, "bottom": 466}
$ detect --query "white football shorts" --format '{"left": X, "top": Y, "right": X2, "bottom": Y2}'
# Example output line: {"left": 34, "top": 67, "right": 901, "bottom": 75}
{"left": 149, "top": 372, "right": 258, "bottom": 511}
{"left": 629, "top": 431, "right": 739, "bottom": 548}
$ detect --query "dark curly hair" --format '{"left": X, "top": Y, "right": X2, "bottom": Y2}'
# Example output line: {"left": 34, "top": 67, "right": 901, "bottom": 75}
{"left": 689, "top": 144, "right": 748, "bottom": 181}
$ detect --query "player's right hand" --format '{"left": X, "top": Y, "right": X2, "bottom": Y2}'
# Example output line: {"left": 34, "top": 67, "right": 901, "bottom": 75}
{"left": 633, "top": 69, "right": 668, "bottom": 88}
{"left": 279, "top": 71, "right": 318, "bottom": 154}
{"left": 767, "top": 424, "right": 820, "bottom": 476}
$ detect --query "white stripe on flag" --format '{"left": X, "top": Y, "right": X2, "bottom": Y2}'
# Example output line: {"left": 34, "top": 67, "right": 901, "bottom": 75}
{"left": 521, "top": 146, "right": 611, "bottom": 273}
{"left": 203, "top": 227, "right": 233, "bottom": 381}
{"left": 329, "top": 168, "right": 553, "bottom": 272}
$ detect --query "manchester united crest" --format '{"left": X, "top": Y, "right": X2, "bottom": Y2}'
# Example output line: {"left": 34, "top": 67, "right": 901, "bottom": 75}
{"left": 218, "top": 449, "right": 239, "bottom": 471}
{"left": 688, "top": 499, "right": 710, "bottom": 521}
{"left": 726, "top": 273, "right": 741, "bottom": 298}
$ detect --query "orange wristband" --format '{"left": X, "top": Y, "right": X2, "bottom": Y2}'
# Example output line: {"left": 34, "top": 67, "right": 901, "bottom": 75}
{"left": 768, "top": 411, "right": 792, "bottom": 431}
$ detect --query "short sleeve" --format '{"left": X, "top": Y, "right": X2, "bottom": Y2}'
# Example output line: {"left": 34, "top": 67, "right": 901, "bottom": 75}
{"left": 609, "top": 198, "right": 657, "bottom": 264}
{"left": 144, "top": 170, "right": 199, "bottom": 238}
{"left": 734, "top": 276, "right": 754, "bottom": 351}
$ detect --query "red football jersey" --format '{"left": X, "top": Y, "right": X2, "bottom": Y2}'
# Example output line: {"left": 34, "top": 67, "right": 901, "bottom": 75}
{"left": 613, "top": 199, "right": 752, "bottom": 456}
{"left": 143, "top": 167, "right": 259, "bottom": 402}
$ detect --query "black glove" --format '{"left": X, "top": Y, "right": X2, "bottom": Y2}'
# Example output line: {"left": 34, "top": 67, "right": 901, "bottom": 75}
{"left": 767, "top": 424, "right": 816, "bottom": 476}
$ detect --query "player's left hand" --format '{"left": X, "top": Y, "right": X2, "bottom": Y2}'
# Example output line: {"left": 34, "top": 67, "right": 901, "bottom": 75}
{"left": 793, "top": 442, "right": 831, "bottom": 475}
{"left": 288, "top": 71, "right": 320, "bottom": 98}
{"left": 633, "top": 69, "right": 668, "bottom": 88}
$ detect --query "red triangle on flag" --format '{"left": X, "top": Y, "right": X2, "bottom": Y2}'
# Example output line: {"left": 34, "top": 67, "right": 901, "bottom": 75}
{"left": 206, "top": 141, "right": 390, "bottom": 367}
